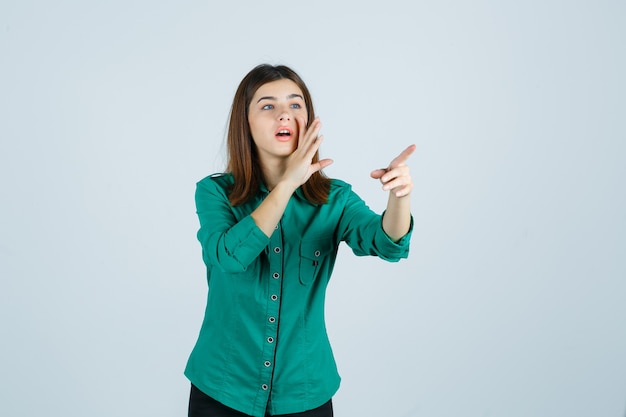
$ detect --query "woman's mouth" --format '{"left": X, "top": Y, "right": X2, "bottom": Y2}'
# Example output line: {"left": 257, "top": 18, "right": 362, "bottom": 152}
{"left": 275, "top": 127, "right": 293, "bottom": 142}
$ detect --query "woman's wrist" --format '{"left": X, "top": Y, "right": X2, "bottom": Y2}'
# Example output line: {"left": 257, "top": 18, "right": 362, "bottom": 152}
{"left": 274, "top": 179, "right": 300, "bottom": 196}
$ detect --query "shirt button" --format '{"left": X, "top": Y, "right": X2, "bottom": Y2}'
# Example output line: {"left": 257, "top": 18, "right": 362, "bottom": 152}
{"left": 262, "top": 384, "right": 268, "bottom": 390}
{"left": 274, "top": 247, "right": 281, "bottom": 254}
{"left": 271, "top": 294, "right": 278, "bottom": 301}
{"left": 272, "top": 272, "right": 280, "bottom": 279}
{"left": 275, "top": 224, "right": 279, "bottom": 230}
{"left": 264, "top": 361, "right": 271, "bottom": 367}
{"left": 267, "top": 337, "right": 274, "bottom": 343}
{"left": 268, "top": 317, "right": 276, "bottom": 323}
{"left": 314, "top": 250, "right": 321, "bottom": 257}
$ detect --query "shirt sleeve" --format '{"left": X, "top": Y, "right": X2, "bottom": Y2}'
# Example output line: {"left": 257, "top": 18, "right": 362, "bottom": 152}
{"left": 195, "top": 177, "right": 270, "bottom": 272}
{"left": 337, "top": 184, "right": 413, "bottom": 262}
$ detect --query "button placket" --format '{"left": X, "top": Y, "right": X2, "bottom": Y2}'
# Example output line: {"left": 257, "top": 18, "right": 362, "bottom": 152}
{"left": 261, "top": 220, "right": 283, "bottom": 397}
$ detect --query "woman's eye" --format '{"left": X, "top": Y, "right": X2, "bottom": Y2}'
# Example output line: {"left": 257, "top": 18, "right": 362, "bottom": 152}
{"left": 262, "top": 104, "right": 274, "bottom": 110}
{"left": 290, "top": 103, "right": 302, "bottom": 109}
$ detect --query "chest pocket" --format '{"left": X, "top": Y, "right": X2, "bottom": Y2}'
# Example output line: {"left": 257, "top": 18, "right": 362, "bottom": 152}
{"left": 299, "top": 239, "right": 334, "bottom": 285}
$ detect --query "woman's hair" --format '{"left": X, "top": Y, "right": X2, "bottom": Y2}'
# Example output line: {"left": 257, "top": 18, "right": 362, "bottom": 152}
{"left": 226, "top": 64, "right": 331, "bottom": 206}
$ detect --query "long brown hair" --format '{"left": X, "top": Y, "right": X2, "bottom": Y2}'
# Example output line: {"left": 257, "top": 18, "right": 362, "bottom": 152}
{"left": 226, "top": 64, "right": 331, "bottom": 206}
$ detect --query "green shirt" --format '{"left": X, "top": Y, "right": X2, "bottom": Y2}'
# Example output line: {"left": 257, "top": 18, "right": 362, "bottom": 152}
{"left": 185, "top": 173, "right": 412, "bottom": 417}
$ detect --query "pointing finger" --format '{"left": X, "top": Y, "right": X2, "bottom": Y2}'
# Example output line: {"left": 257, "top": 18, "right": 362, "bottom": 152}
{"left": 388, "top": 144, "right": 417, "bottom": 169}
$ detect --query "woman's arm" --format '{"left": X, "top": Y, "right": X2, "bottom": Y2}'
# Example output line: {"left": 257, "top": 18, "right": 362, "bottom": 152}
{"left": 249, "top": 180, "right": 299, "bottom": 237}
{"left": 371, "top": 144, "right": 416, "bottom": 242}
{"left": 251, "top": 117, "right": 333, "bottom": 237}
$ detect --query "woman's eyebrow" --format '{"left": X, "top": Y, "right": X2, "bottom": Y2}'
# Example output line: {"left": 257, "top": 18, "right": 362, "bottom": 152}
{"left": 256, "top": 96, "right": 276, "bottom": 103}
{"left": 256, "top": 93, "right": 304, "bottom": 103}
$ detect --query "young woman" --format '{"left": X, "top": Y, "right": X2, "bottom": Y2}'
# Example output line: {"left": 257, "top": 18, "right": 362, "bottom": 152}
{"left": 186, "top": 64, "right": 415, "bottom": 417}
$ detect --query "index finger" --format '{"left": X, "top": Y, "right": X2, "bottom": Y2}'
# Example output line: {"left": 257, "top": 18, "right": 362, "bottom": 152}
{"left": 388, "top": 144, "right": 417, "bottom": 168}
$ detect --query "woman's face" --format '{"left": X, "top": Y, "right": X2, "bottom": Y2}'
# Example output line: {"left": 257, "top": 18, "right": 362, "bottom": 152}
{"left": 248, "top": 79, "right": 308, "bottom": 164}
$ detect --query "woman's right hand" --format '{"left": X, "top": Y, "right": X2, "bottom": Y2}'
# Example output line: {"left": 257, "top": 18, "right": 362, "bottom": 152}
{"left": 281, "top": 117, "right": 333, "bottom": 189}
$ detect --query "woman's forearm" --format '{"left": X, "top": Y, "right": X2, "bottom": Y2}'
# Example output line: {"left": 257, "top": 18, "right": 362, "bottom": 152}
{"left": 382, "top": 193, "right": 412, "bottom": 242}
{"left": 250, "top": 181, "right": 297, "bottom": 237}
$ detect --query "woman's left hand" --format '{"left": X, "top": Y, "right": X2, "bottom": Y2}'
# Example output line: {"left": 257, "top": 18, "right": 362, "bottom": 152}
{"left": 370, "top": 144, "right": 416, "bottom": 198}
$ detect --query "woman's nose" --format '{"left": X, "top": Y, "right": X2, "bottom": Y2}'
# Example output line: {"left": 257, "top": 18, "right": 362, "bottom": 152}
{"left": 279, "top": 111, "right": 291, "bottom": 121}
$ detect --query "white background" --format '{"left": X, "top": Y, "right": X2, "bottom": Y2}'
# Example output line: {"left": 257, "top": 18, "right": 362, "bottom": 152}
{"left": 1, "top": 1, "right": 625, "bottom": 416}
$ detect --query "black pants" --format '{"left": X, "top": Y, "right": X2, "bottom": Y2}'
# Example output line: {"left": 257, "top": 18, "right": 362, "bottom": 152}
{"left": 188, "top": 384, "right": 333, "bottom": 417}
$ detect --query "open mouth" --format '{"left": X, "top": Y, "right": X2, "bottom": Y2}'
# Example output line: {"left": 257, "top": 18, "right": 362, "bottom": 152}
{"left": 275, "top": 127, "right": 293, "bottom": 141}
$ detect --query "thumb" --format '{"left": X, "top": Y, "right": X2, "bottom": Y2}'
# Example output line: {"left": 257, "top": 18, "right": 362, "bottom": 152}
{"left": 310, "top": 159, "right": 334, "bottom": 175}
{"left": 370, "top": 168, "right": 387, "bottom": 179}
{"left": 318, "top": 158, "right": 334, "bottom": 170}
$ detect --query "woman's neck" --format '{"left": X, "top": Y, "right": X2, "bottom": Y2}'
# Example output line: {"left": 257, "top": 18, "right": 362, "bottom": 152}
{"left": 260, "top": 159, "right": 287, "bottom": 191}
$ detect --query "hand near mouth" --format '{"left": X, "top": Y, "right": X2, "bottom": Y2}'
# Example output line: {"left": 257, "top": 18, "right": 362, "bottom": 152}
{"left": 282, "top": 116, "right": 334, "bottom": 189}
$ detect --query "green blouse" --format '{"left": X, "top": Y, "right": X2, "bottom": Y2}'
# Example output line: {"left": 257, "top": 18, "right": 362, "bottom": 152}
{"left": 185, "top": 173, "right": 412, "bottom": 417}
